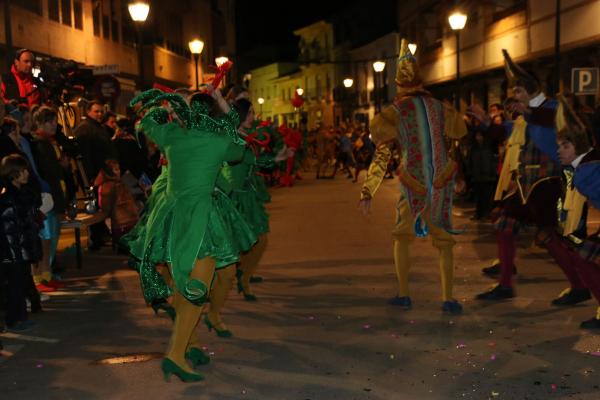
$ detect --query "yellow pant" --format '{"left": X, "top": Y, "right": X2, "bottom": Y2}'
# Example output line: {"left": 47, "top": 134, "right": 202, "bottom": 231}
{"left": 391, "top": 199, "right": 456, "bottom": 301}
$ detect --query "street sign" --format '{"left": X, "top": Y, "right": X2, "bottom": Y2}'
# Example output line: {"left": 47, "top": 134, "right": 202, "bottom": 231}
{"left": 571, "top": 68, "right": 598, "bottom": 95}
{"left": 93, "top": 64, "right": 120, "bottom": 76}
{"left": 93, "top": 75, "right": 121, "bottom": 101}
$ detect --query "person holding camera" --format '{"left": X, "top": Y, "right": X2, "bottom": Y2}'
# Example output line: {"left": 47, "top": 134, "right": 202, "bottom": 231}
{"left": 1, "top": 49, "right": 43, "bottom": 107}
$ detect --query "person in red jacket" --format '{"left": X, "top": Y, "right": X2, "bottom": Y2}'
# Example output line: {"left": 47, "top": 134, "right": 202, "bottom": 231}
{"left": 1, "top": 49, "right": 42, "bottom": 107}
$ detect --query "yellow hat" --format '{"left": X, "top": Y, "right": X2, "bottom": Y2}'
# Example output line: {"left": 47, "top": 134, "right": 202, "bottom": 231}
{"left": 395, "top": 39, "right": 425, "bottom": 96}
{"left": 502, "top": 49, "right": 539, "bottom": 94}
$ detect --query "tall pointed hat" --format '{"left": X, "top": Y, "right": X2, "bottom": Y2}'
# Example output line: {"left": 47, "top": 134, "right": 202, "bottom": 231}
{"left": 502, "top": 49, "right": 539, "bottom": 93}
{"left": 396, "top": 38, "right": 426, "bottom": 96}
{"left": 555, "top": 94, "right": 591, "bottom": 154}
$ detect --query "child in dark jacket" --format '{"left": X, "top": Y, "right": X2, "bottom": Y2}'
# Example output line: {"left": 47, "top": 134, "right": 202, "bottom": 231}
{"left": 0, "top": 154, "right": 42, "bottom": 331}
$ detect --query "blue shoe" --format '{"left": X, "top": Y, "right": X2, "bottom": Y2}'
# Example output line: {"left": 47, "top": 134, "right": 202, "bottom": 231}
{"left": 442, "top": 300, "right": 463, "bottom": 314}
{"left": 388, "top": 296, "right": 412, "bottom": 309}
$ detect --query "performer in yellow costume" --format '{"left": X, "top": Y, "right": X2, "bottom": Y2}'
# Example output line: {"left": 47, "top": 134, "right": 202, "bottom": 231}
{"left": 359, "top": 39, "right": 466, "bottom": 313}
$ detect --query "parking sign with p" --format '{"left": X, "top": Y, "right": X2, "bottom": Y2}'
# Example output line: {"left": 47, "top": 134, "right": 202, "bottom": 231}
{"left": 571, "top": 68, "right": 599, "bottom": 95}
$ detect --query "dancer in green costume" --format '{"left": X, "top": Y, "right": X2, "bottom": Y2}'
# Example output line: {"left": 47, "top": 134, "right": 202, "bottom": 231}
{"left": 130, "top": 87, "right": 256, "bottom": 382}
{"left": 204, "top": 98, "right": 271, "bottom": 338}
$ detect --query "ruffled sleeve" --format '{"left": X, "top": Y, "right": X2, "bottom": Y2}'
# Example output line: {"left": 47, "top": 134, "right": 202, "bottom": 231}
{"left": 360, "top": 142, "right": 392, "bottom": 200}
{"left": 139, "top": 113, "right": 179, "bottom": 149}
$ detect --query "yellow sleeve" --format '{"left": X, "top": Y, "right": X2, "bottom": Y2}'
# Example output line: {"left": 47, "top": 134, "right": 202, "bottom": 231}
{"left": 443, "top": 106, "right": 467, "bottom": 140}
{"left": 360, "top": 142, "right": 392, "bottom": 200}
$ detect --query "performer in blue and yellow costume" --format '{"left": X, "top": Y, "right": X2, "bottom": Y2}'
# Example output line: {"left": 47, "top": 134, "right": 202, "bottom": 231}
{"left": 203, "top": 98, "right": 271, "bottom": 338}
{"left": 475, "top": 50, "right": 561, "bottom": 300}
{"left": 359, "top": 39, "right": 467, "bottom": 313}
{"left": 539, "top": 95, "right": 600, "bottom": 329}
{"left": 129, "top": 87, "right": 256, "bottom": 381}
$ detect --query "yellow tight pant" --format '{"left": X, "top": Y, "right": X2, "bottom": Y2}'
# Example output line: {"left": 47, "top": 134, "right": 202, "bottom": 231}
{"left": 205, "top": 265, "right": 237, "bottom": 330}
{"left": 239, "top": 234, "right": 269, "bottom": 295}
{"left": 165, "top": 257, "right": 215, "bottom": 372}
{"left": 392, "top": 199, "right": 456, "bottom": 302}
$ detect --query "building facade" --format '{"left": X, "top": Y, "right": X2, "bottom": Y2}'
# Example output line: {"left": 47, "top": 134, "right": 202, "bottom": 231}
{"left": 347, "top": 32, "right": 400, "bottom": 124}
{"left": 0, "top": 0, "right": 236, "bottom": 111}
{"left": 249, "top": 21, "right": 345, "bottom": 129}
{"left": 397, "top": 0, "right": 600, "bottom": 108}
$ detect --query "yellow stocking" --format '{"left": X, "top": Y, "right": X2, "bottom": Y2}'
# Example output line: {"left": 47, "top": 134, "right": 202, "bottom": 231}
{"left": 186, "top": 317, "right": 202, "bottom": 351}
{"left": 165, "top": 257, "right": 215, "bottom": 372}
{"left": 157, "top": 263, "right": 173, "bottom": 290}
{"left": 438, "top": 246, "right": 454, "bottom": 302}
{"left": 207, "top": 265, "right": 236, "bottom": 330}
{"left": 240, "top": 234, "right": 269, "bottom": 295}
{"left": 393, "top": 240, "right": 410, "bottom": 297}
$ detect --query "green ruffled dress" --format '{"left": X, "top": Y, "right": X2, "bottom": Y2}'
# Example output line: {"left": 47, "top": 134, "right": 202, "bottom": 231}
{"left": 218, "top": 146, "right": 270, "bottom": 239}
{"left": 136, "top": 115, "right": 256, "bottom": 304}
{"left": 122, "top": 165, "right": 169, "bottom": 264}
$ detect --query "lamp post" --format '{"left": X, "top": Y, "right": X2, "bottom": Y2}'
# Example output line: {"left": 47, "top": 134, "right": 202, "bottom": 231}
{"left": 448, "top": 10, "right": 467, "bottom": 110}
{"left": 343, "top": 78, "right": 354, "bottom": 121}
{"left": 128, "top": 1, "right": 150, "bottom": 90}
{"left": 293, "top": 88, "right": 304, "bottom": 126}
{"left": 257, "top": 97, "right": 265, "bottom": 115}
{"left": 553, "top": 0, "right": 561, "bottom": 94}
{"left": 188, "top": 39, "right": 204, "bottom": 91}
{"left": 372, "top": 60, "right": 386, "bottom": 113}
{"left": 215, "top": 56, "right": 229, "bottom": 87}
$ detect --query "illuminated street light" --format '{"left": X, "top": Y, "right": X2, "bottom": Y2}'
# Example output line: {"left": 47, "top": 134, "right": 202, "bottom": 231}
{"left": 448, "top": 11, "right": 468, "bottom": 31}
{"left": 257, "top": 97, "right": 265, "bottom": 114}
{"left": 188, "top": 39, "right": 204, "bottom": 55}
{"left": 215, "top": 56, "right": 229, "bottom": 67}
{"left": 296, "top": 87, "right": 304, "bottom": 96}
{"left": 408, "top": 43, "right": 417, "bottom": 55}
{"left": 128, "top": 1, "right": 150, "bottom": 89}
{"left": 372, "top": 61, "right": 386, "bottom": 113}
{"left": 128, "top": 1, "right": 150, "bottom": 22}
{"left": 343, "top": 78, "right": 354, "bottom": 88}
{"left": 188, "top": 39, "right": 205, "bottom": 91}
{"left": 448, "top": 10, "right": 468, "bottom": 109}
{"left": 372, "top": 61, "right": 386, "bottom": 73}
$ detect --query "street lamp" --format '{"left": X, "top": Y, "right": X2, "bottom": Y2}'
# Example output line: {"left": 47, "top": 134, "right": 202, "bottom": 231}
{"left": 449, "top": 10, "right": 467, "bottom": 109}
{"left": 128, "top": 1, "right": 150, "bottom": 90}
{"left": 188, "top": 39, "right": 204, "bottom": 91}
{"left": 257, "top": 96, "right": 265, "bottom": 115}
{"left": 215, "top": 56, "right": 229, "bottom": 67}
{"left": 408, "top": 43, "right": 417, "bottom": 55}
{"left": 343, "top": 78, "right": 354, "bottom": 88}
{"left": 372, "top": 60, "right": 386, "bottom": 113}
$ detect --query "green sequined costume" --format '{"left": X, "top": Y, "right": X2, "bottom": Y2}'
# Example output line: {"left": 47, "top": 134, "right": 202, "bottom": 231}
{"left": 128, "top": 93, "right": 257, "bottom": 304}
{"left": 219, "top": 146, "right": 270, "bottom": 238}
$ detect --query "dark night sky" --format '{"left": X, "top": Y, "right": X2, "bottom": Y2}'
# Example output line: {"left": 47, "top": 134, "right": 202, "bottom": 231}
{"left": 234, "top": 0, "right": 397, "bottom": 74}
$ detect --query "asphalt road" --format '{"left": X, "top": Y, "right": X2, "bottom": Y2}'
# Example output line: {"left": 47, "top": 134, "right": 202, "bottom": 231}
{"left": 1, "top": 175, "right": 599, "bottom": 400}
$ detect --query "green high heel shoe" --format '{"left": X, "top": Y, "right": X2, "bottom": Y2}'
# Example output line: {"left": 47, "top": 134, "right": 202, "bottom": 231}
{"left": 151, "top": 300, "right": 176, "bottom": 321}
{"left": 235, "top": 270, "right": 258, "bottom": 301}
{"left": 204, "top": 315, "right": 233, "bottom": 338}
{"left": 185, "top": 347, "right": 211, "bottom": 368}
{"left": 161, "top": 358, "right": 204, "bottom": 382}
{"left": 242, "top": 292, "right": 257, "bottom": 301}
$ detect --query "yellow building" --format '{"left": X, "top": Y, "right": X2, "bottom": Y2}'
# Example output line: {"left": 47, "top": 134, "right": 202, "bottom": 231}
{"left": 0, "top": 0, "right": 236, "bottom": 111}
{"left": 249, "top": 20, "right": 341, "bottom": 129}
